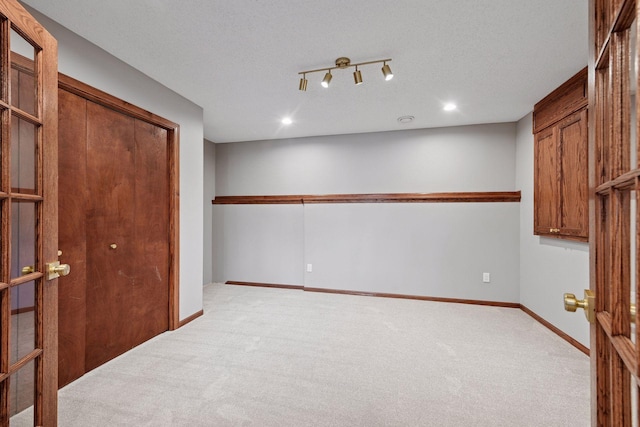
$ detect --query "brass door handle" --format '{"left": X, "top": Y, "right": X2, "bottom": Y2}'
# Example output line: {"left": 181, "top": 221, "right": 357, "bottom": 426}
{"left": 46, "top": 261, "right": 71, "bottom": 280}
{"left": 21, "top": 265, "right": 35, "bottom": 275}
{"left": 563, "top": 289, "right": 595, "bottom": 323}
{"left": 565, "top": 290, "right": 638, "bottom": 324}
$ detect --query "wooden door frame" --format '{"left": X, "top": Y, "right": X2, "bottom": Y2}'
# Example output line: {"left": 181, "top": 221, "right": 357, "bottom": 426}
{"left": 588, "top": 0, "right": 639, "bottom": 424}
{"left": 0, "top": 0, "right": 59, "bottom": 424}
{"left": 58, "top": 73, "right": 181, "bottom": 330}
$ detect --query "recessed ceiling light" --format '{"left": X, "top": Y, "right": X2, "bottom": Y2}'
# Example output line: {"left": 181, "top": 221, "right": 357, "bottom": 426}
{"left": 397, "top": 115, "right": 414, "bottom": 124}
{"left": 443, "top": 103, "right": 457, "bottom": 111}
{"left": 282, "top": 117, "right": 293, "bottom": 125}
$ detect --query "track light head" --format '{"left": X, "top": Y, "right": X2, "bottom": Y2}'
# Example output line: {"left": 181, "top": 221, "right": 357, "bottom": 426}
{"left": 321, "top": 71, "right": 332, "bottom": 88}
{"left": 353, "top": 68, "right": 363, "bottom": 85}
{"left": 382, "top": 63, "right": 393, "bottom": 81}
{"left": 299, "top": 76, "right": 308, "bottom": 91}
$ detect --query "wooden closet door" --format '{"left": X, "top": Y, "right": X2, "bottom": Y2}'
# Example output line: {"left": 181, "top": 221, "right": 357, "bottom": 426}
{"left": 57, "top": 89, "right": 87, "bottom": 387}
{"left": 58, "top": 86, "right": 171, "bottom": 383}
{"left": 85, "top": 101, "right": 137, "bottom": 371}
{"left": 130, "top": 120, "right": 169, "bottom": 346}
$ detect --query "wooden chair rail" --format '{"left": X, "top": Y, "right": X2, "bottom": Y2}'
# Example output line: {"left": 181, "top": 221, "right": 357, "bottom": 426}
{"left": 213, "top": 191, "right": 521, "bottom": 205}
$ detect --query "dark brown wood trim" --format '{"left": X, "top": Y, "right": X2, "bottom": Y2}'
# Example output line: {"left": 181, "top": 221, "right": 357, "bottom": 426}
{"left": 10, "top": 193, "right": 42, "bottom": 202}
{"left": 10, "top": 305, "right": 35, "bottom": 315}
{"left": 9, "top": 272, "right": 43, "bottom": 286}
{"left": 520, "top": 304, "right": 589, "bottom": 356}
{"left": 0, "top": 348, "right": 43, "bottom": 383}
{"left": 178, "top": 310, "right": 204, "bottom": 328}
{"left": 58, "top": 73, "right": 178, "bottom": 130}
{"left": 304, "top": 286, "right": 520, "bottom": 307}
{"left": 214, "top": 195, "right": 303, "bottom": 204}
{"left": 225, "top": 281, "right": 518, "bottom": 307}
{"left": 58, "top": 74, "right": 181, "bottom": 332}
{"left": 213, "top": 191, "right": 521, "bottom": 205}
{"left": 596, "top": 168, "right": 640, "bottom": 194}
{"left": 168, "top": 127, "right": 180, "bottom": 331}
{"left": 10, "top": 51, "right": 34, "bottom": 75}
{"left": 226, "top": 281, "right": 304, "bottom": 290}
{"left": 533, "top": 67, "right": 588, "bottom": 133}
{"left": 10, "top": 188, "right": 40, "bottom": 197}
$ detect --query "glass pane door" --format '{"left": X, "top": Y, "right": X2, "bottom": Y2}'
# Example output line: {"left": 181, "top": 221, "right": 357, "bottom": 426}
{"left": 0, "top": 1, "right": 59, "bottom": 425}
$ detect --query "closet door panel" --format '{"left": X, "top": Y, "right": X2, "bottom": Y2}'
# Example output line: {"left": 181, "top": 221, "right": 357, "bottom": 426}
{"left": 85, "top": 102, "right": 136, "bottom": 371}
{"left": 57, "top": 89, "right": 88, "bottom": 387}
{"left": 130, "top": 119, "right": 169, "bottom": 346}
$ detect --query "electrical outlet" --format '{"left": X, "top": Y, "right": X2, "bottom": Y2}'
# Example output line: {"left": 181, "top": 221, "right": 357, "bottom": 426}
{"left": 306, "top": 263, "right": 313, "bottom": 273}
{"left": 483, "top": 272, "right": 490, "bottom": 283}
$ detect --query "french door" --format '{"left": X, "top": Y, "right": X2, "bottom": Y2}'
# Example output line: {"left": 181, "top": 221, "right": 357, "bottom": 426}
{"left": 0, "top": 0, "right": 60, "bottom": 425}
{"left": 590, "top": 0, "right": 640, "bottom": 425}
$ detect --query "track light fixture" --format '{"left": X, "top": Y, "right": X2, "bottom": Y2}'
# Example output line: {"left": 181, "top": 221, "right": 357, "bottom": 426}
{"left": 321, "top": 71, "right": 332, "bottom": 88}
{"left": 298, "top": 57, "right": 393, "bottom": 91}
{"left": 299, "top": 73, "right": 308, "bottom": 91}
{"left": 353, "top": 66, "right": 363, "bottom": 85}
{"left": 381, "top": 62, "right": 394, "bottom": 81}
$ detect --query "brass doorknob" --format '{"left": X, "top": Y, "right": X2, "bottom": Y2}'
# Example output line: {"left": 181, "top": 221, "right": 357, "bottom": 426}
{"left": 21, "top": 265, "right": 35, "bottom": 275}
{"left": 53, "top": 263, "right": 71, "bottom": 276}
{"left": 563, "top": 289, "right": 595, "bottom": 323}
{"left": 46, "top": 261, "right": 71, "bottom": 280}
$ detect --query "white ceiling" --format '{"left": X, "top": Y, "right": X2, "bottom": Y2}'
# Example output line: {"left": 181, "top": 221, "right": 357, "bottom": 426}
{"left": 20, "top": 0, "right": 588, "bottom": 144}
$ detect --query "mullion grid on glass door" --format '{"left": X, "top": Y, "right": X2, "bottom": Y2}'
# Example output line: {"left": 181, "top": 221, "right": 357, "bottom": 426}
{"left": 0, "top": 13, "right": 11, "bottom": 425}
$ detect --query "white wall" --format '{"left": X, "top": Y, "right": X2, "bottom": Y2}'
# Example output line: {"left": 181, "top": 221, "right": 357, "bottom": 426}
{"left": 204, "top": 140, "right": 216, "bottom": 285}
{"left": 516, "top": 113, "right": 589, "bottom": 347}
{"left": 214, "top": 205, "right": 305, "bottom": 285}
{"left": 216, "top": 125, "right": 517, "bottom": 195}
{"left": 27, "top": 6, "right": 204, "bottom": 321}
{"left": 214, "top": 124, "right": 520, "bottom": 303}
{"left": 304, "top": 203, "right": 519, "bottom": 301}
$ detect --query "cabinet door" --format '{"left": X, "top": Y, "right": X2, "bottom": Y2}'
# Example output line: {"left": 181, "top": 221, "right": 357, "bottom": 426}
{"left": 558, "top": 109, "right": 588, "bottom": 239}
{"left": 534, "top": 126, "right": 559, "bottom": 235}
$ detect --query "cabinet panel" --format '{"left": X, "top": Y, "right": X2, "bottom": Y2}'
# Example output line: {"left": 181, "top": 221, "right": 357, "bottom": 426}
{"left": 559, "top": 109, "right": 588, "bottom": 237}
{"left": 533, "top": 69, "right": 589, "bottom": 242}
{"left": 534, "top": 127, "right": 558, "bottom": 234}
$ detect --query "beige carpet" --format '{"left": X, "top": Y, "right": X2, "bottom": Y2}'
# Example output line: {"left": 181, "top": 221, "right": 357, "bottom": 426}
{"left": 14, "top": 283, "right": 590, "bottom": 426}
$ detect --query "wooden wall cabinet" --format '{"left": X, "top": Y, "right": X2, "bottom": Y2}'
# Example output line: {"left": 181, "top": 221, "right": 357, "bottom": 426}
{"left": 533, "top": 68, "right": 588, "bottom": 242}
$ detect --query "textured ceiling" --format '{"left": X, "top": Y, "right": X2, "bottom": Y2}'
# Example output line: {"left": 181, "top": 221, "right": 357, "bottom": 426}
{"left": 20, "top": 0, "right": 588, "bottom": 143}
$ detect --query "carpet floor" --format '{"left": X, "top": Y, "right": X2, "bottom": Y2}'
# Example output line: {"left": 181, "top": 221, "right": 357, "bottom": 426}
{"left": 14, "top": 283, "right": 590, "bottom": 426}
